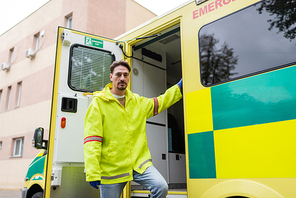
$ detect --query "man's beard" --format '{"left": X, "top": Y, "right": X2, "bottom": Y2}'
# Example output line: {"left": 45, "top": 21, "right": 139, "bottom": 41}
{"left": 117, "top": 82, "right": 127, "bottom": 90}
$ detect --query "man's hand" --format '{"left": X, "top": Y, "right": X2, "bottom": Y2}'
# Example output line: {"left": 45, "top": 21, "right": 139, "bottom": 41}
{"left": 89, "top": 181, "right": 101, "bottom": 189}
{"left": 177, "top": 78, "right": 183, "bottom": 89}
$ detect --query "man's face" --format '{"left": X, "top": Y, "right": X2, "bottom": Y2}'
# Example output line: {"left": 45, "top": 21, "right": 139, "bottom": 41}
{"left": 110, "top": 65, "right": 130, "bottom": 91}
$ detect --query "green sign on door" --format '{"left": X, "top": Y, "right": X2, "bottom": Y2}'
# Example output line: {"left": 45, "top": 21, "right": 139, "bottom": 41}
{"left": 85, "top": 37, "right": 103, "bottom": 48}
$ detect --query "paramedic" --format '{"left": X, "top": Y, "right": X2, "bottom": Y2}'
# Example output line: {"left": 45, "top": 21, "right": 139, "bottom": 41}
{"left": 84, "top": 60, "right": 183, "bottom": 198}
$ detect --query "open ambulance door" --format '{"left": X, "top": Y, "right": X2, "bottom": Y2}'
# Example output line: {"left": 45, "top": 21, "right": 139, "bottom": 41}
{"left": 44, "top": 27, "right": 126, "bottom": 198}
{"left": 127, "top": 24, "right": 186, "bottom": 196}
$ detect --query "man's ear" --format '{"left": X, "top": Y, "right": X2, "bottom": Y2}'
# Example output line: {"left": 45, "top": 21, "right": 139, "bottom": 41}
{"left": 110, "top": 73, "right": 113, "bottom": 82}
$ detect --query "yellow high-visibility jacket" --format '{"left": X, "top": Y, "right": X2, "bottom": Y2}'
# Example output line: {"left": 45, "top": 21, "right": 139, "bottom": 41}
{"left": 84, "top": 82, "right": 182, "bottom": 184}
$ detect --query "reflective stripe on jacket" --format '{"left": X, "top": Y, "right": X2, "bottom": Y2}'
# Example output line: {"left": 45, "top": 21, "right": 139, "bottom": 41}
{"left": 84, "top": 83, "right": 182, "bottom": 184}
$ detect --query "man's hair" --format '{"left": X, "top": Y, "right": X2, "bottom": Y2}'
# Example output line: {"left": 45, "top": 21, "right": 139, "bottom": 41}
{"left": 110, "top": 60, "right": 131, "bottom": 74}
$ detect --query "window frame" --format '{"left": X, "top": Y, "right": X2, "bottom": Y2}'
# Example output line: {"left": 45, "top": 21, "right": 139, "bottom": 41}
{"left": 9, "top": 47, "right": 14, "bottom": 64}
{"left": 198, "top": 2, "right": 296, "bottom": 87}
{"left": 68, "top": 44, "right": 115, "bottom": 92}
{"left": 65, "top": 13, "right": 73, "bottom": 29}
{"left": 34, "top": 32, "right": 40, "bottom": 51}
{"left": 15, "top": 82, "right": 22, "bottom": 108}
{"left": 67, "top": 17, "right": 72, "bottom": 29}
{"left": 0, "top": 89, "right": 2, "bottom": 112}
{"left": 13, "top": 137, "right": 24, "bottom": 157}
{"left": 6, "top": 86, "right": 12, "bottom": 110}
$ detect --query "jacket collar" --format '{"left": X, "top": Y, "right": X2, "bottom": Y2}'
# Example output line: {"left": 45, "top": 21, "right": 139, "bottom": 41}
{"left": 93, "top": 83, "right": 134, "bottom": 101}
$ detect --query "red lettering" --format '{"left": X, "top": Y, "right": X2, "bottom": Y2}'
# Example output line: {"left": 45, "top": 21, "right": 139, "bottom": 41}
{"left": 208, "top": 2, "right": 215, "bottom": 12}
{"left": 193, "top": 9, "right": 199, "bottom": 19}
{"left": 193, "top": 0, "right": 235, "bottom": 19}
{"left": 215, "top": 0, "right": 223, "bottom": 9}
{"left": 199, "top": 6, "right": 208, "bottom": 16}
{"left": 223, "top": 0, "right": 231, "bottom": 5}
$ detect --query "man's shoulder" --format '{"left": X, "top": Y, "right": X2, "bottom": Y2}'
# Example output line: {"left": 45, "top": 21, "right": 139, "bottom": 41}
{"left": 93, "top": 91, "right": 104, "bottom": 98}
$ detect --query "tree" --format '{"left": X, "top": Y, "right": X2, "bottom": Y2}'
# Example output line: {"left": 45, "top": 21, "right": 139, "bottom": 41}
{"left": 258, "top": 0, "right": 296, "bottom": 41}
{"left": 199, "top": 34, "right": 238, "bottom": 85}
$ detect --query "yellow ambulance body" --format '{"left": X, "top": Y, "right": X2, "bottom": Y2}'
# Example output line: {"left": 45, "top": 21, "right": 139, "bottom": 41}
{"left": 118, "top": 0, "right": 296, "bottom": 197}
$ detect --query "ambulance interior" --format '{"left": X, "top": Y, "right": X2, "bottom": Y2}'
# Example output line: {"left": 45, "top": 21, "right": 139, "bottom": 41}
{"left": 130, "top": 25, "right": 186, "bottom": 191}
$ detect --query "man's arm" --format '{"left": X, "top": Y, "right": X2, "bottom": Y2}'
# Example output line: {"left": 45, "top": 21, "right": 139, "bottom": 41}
{"left": 145, "top": 79, "right": 183, "bottom": 118}
{"left": 84, "top": 98, "right": 103, "bottom": 182}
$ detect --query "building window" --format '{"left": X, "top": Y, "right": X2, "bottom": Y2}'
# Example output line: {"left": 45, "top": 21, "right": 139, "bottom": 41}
{"left": 6, "top": 86, "right": 12, "bottom": 110}
{"left": 34, "top": 33, "right": 40, "bottom": 51}
{"left": 67, "top": 17, "right": 72, "bottom": 29}
{"left": 65, "top": 13, "right": 73, "bottom": 29}
{"left": 0, "top": 89, "right": 2, "bottom": 111}
{"left": 15, "top": 82, "right": 22, "bottom": 108}
{"left": 0, "top": 141, "right": 2, "bottom": 149}
{"left": 9, "top": 48, "right": 14, "bottom": 64}
{"left": 13, "top": 137, "right": 24, "bottom": 157}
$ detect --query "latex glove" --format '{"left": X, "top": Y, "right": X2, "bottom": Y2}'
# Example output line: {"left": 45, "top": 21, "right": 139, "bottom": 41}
{"left": 89, "top": 181, "right": 101, "bottom": 189}
{"left": 177, "top": 78, "right": 183, "bottom": 89}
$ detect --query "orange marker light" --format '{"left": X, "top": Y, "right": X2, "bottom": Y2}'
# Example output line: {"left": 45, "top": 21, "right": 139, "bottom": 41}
{"left": 61, "top": 117, "right": 66, "bottom": 128}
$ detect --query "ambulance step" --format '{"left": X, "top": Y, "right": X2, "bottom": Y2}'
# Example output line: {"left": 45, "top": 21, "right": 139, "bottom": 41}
{"left": 131, "top": 189, "right": 187, "bottom": 198}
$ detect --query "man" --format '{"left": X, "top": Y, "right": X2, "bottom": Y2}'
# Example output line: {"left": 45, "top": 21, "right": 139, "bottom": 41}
{"left": 84, "top": 60, "right": 183, "bottom": 198}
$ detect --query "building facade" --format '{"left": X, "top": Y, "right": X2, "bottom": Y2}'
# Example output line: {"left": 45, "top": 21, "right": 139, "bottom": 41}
{"left": 0, "top": 0, "right": 155, "bottom": 190}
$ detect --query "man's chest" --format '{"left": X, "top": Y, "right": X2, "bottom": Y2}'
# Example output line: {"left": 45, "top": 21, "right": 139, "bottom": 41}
{"left": 117, "top": 98, "right": 125, "bottom": 108}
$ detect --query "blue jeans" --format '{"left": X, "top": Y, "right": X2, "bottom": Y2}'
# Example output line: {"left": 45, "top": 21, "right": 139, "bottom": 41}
{"left": 99, "top": 166, "right": 168, "bottom": 198}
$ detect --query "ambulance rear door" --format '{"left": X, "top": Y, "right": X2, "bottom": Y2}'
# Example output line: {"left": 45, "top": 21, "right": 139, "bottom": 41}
{"left": 44, "top": 27, "right": 125, "bottom": 198}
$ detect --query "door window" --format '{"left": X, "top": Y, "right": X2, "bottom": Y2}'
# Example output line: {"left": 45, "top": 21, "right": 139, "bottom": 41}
{"left": 69, "top": 45, "right": 115, "bottom": 92}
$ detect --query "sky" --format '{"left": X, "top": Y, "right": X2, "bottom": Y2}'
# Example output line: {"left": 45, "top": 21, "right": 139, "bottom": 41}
{"left": 0, "top": 0, "right": 191, "bottom": 36}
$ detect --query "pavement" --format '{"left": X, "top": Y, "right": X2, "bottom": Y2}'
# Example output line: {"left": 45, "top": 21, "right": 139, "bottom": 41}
{"left": 0, "top": 190, "right": 21, "bottom": 198}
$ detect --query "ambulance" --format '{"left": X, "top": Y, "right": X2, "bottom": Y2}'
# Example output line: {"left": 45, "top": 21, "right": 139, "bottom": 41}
{"left": 23, "top": 0, "right": 296, "bottom": 197}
